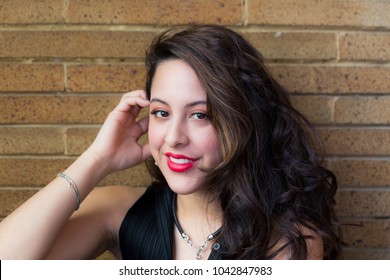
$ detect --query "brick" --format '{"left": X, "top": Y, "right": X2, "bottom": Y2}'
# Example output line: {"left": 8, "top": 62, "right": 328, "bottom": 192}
{"left": 0, "top": 158, "right": 73, "bottom": 186}
{"left": 335, "top": 96, "right": 390, "bottom": 124}
{"left": 290, "top": 95, "right": 334, "bottom": 124}
{"left": 0, "top": 95, "right": 120, "bottom": 124}
{"left": 340, "top": 32, "right": 390, "bottom": 61}
{"left": 341, "top": 248, "right": 390, "bottom": 260}
{"left": 319, "top": 128, "right": 390, "bottom": 156}
{"left": 0, "top": 157, "right": 151, "bottom": 188}
{"left": 330, "top": 159, "right": 390, "bottom": 188}
{"left": 67, "top": 64, "right": 146, "bottom": 92}
{"left": 0, "top": 64, "right": 64, "bottom": 92}
{"left": 65, "top": 115, "right": 148, "bottom": 156}
{"left": 0, "top": 127, "right": 64, "bottom": 154}
{"left": 0, "top": 189, "right": 38, "bottom": 217}
{"left": 248, "top": 0, "right": 390, "bottom": 28}
{"left": 67, "top": 0, "right": 243, "bottom": 25}
{"left": 0, "top": 0, "right": 64, "bottom": 24}
{"left": 335, "top": 189, "right": 390, "bottom": 217}
{"left": 270, "top": 65, "right": 390, "bottom": 94}
{"left": 100, "top": 165, "right": 151, "bottom": 187}
{"left": 243, "top": 32, "right": 336, "bottom": 61}
{"left": 65, "top": 128, "right": 100, "bottom": 155}
{"left": 341, "top": 219, "right": 390, "bottom": 248}
{"left": 0, "top": 31, "right": 155, "bottom": 59}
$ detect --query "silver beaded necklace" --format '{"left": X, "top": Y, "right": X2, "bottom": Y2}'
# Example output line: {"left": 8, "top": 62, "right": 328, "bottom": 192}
{"left": 172, "top": 195, "right": 222, "bottom": 260}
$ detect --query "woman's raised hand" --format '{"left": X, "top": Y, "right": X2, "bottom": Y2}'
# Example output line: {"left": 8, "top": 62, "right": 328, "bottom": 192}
{"left": 86, "top": 90, "right": 151, "bottom": 174}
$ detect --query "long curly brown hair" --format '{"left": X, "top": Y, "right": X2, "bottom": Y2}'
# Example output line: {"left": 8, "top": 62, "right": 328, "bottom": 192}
{"left": 144, "top": 25, "right": 342, "bottom": 259}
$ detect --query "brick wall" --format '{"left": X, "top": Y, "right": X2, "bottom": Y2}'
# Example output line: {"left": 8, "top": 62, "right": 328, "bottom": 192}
{"left": 0, "top": 0, "right": 389, "bottom": 259}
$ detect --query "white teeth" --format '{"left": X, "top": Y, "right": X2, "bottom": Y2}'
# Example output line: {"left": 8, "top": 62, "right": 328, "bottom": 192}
{"left": 170, "top": 157, "right": 191, "bottom": 164}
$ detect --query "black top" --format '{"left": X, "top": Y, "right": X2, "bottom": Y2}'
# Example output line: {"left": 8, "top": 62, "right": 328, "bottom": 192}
{"left": 119, "top": 183, "right": 223, "bottom": 260}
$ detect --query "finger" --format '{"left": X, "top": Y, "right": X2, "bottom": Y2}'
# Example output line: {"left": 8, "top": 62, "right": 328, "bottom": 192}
{"left": 139, "top": 90, "right": 148, "bottom": 100}
{"left": 137, "top": 116, "right": 149, "bottom": 134}
{"left": 115, "top": 95, "right": 150, "bottom": 113}
{"left": 140, "top": 143, "right": 151, "bottom": 162}
{"left": 121, "top": 90, "right": 147, "bottom": 101}
{"left": 122, "top": 92, "right": 149, "bottom": 106}
{"left": 130, "top": 104, "right": 141, "bottom": 117}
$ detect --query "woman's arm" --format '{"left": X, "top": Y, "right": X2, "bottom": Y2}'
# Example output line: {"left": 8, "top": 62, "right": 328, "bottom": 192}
{"left": 45, "top": 185, "right": 146, "bottom": 260}
{"left": 0, "top": 91, "right": 151, "bottom": 259}
{"left": 0, "top": 152, "right": 109, "bottom": 259}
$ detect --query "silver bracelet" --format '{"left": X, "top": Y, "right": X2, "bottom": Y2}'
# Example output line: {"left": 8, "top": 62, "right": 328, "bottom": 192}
{"left": 57, "top": 173, "right": 81, "bottom": 211}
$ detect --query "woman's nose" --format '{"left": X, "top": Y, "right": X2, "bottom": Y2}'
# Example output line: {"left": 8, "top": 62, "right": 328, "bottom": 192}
{"left": 164, "top": 119, "right": 189, "bottom": 147}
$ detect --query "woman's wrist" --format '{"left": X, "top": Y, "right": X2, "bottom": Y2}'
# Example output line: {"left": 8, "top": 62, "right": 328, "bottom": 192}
{"left": 81, "top": 147, "right": 114, "bottom": 177}
{"left": 61, "top": 149, "right": 112, "bottom": 199}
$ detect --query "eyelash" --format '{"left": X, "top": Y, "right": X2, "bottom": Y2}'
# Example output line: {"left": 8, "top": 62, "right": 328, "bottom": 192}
{"left": 191, "top": 112, "right": 208, "bottom": 120}
{"left": 150, "top": 110, "right": 209, "bottom": 120}
{"left": 150, "top": 110, "right": 169, "bottom": 118}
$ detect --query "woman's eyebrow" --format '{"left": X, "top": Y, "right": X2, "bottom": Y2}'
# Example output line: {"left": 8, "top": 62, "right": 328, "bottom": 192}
{"left": 150, "top": 98, "right": 207, "bottom": 108}
{"left": 150, "top": 97, "right": 168, "bottom": 105}
{"left": 186, "top": 101, "right": 207, "bottom": 108}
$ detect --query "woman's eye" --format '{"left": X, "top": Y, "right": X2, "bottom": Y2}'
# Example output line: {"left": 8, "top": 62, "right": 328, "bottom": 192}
{"left": 191, "top": 112, "right": 208, "bottom": 120}
{"left": 151, "top": 110, "right": 169, "bottom": 118}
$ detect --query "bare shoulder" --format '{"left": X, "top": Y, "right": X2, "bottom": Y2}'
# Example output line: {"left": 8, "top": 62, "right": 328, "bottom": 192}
{"left": 272, "top": 225, "right": 324, "bottom": 260}
{"left": 301, "top": 225, "right": 324, "bottom": 260}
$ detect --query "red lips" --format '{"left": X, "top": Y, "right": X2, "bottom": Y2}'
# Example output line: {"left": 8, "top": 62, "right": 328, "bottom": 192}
{"left": 165, "top": 152, "right": 195, "bottom": 173}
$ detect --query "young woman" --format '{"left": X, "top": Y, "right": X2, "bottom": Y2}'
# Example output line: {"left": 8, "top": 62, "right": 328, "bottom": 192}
{"left": 0, "top": 25, "right": 341, "bottom": 260}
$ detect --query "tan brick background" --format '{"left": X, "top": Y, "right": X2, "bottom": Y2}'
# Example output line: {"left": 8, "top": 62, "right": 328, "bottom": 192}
{"left": 0, "top": 0, "right": 389, "bottom": 259}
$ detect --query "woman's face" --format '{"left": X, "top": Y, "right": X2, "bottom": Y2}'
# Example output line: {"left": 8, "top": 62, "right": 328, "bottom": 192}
{"left": 148, "top": 59, "right": 222, "bottom": 195}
